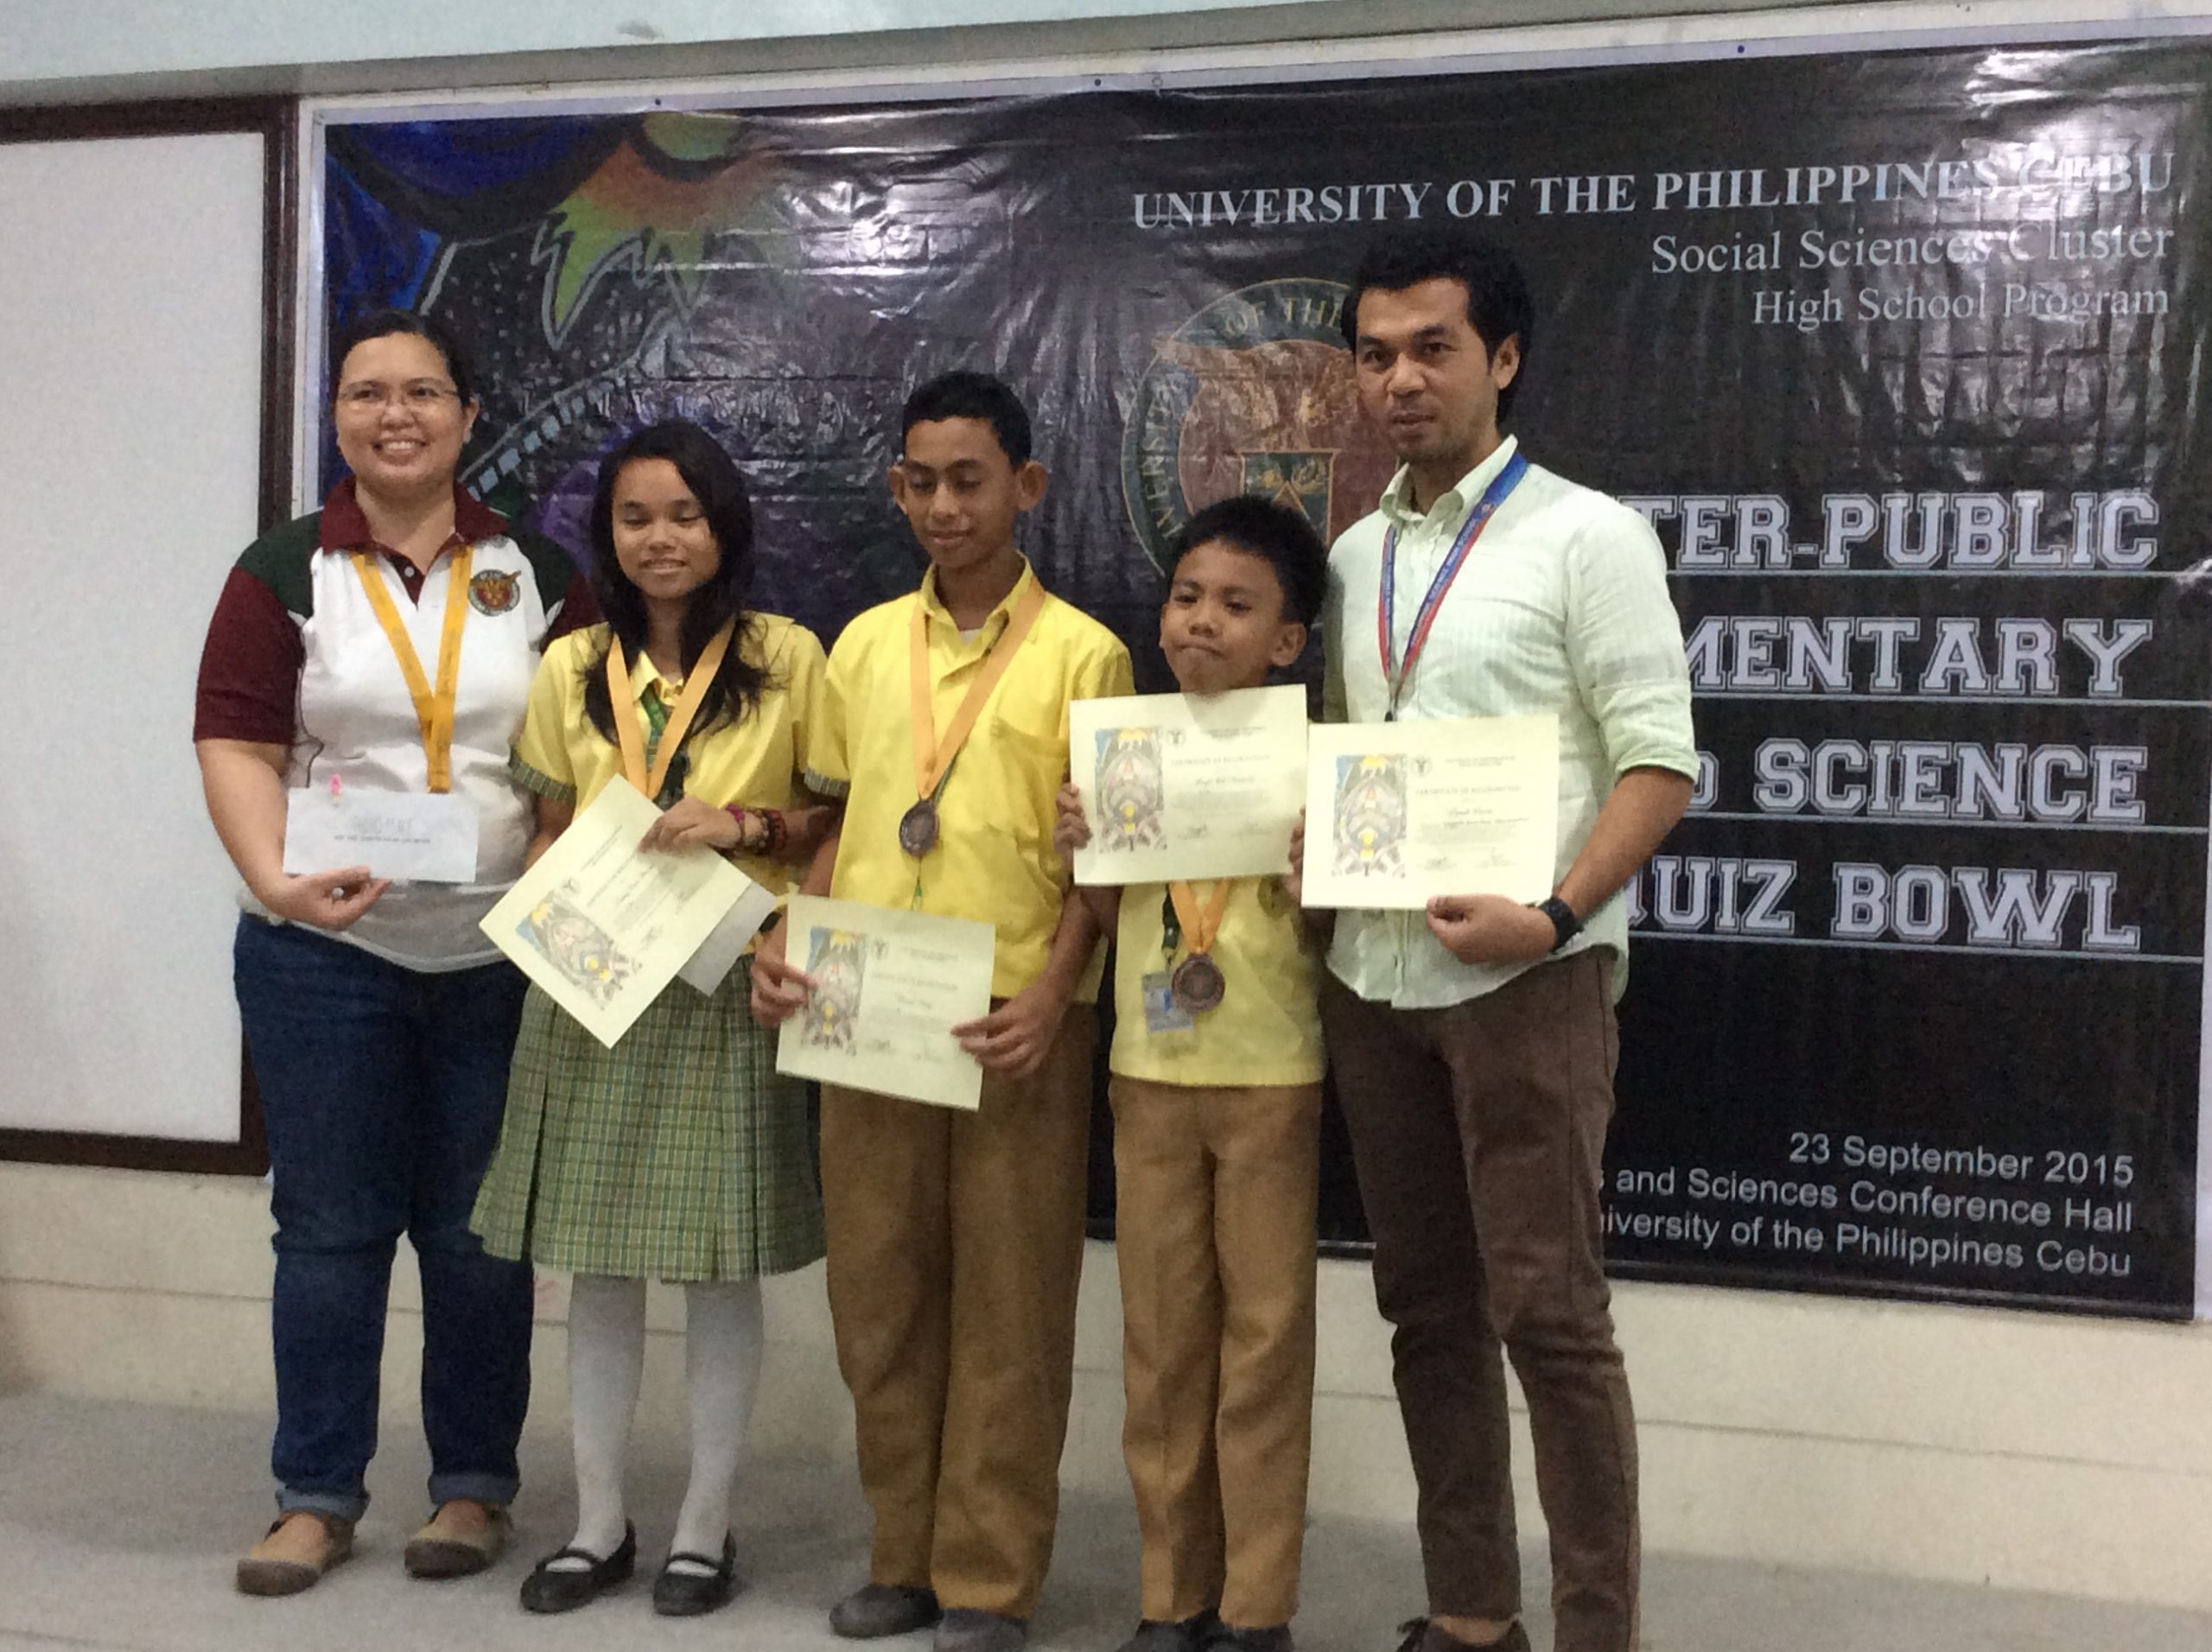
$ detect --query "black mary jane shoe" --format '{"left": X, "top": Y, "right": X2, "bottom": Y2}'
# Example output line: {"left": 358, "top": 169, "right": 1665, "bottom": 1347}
{"left": 518, "top": 1522, "right": 638, "bottom": 1614}
{"left": 652, "top": 1532, "right": 741, "bottom": 1617}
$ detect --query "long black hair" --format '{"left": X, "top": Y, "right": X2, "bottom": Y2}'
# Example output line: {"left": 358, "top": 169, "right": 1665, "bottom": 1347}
{"left": 580, "top": 420, "right": 769, "bottom": 750}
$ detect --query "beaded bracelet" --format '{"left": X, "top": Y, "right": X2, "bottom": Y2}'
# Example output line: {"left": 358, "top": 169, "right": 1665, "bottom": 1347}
{"left": 722, "top": 804, "right": 789, "bottom": 857}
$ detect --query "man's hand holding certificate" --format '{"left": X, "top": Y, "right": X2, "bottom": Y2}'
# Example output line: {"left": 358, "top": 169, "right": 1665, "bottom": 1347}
{"left": 772, "top": 895, "right": 997, "bottom": 1110}
{"left": 1067, "top": 683, "right": 1307, "bottom": 884}
{"left": 479, "top": 780, "right": 768, "bottom": 1048}
{"left": 1301, "top": 714, "right": 1560, "bottom": 909}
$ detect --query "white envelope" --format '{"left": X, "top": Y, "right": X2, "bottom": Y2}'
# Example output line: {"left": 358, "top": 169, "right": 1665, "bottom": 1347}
{"left": 283, "top": 786, "right": 480, "bottom": 884}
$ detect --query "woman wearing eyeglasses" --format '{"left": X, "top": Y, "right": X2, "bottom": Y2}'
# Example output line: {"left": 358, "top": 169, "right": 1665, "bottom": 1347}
{"left": 193, "top": 308, "right": 596, "bottom": 1596}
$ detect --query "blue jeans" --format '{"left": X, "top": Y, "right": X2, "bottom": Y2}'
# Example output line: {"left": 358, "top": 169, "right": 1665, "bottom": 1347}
{"left": 233, "top": 916, "right": 534, "bottom": 1522}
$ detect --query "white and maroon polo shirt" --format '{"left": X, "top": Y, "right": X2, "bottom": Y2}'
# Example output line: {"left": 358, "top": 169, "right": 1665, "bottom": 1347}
{"left": 194, "top": 477, "right": 597, "bottom": 969}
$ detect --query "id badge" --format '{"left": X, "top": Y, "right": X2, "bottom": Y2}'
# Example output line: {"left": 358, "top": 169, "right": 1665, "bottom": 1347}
{"left": 1141, "top": 970, "right": 1195, "bottom": 1035}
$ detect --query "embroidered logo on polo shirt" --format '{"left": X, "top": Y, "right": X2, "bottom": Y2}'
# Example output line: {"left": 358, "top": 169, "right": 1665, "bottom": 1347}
{"left": 468, "top": 569, "right": 521, "bottom": 615}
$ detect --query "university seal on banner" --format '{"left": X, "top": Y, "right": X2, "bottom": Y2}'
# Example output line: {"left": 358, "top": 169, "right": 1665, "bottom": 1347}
{"left": 468, "top": 569, "right": 522, "bottom": 616}
{"left": 1121, "top": 277, "right": 1397, "bottom": 574}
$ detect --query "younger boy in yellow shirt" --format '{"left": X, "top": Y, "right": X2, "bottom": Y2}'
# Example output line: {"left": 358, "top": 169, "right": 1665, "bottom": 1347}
{"left": 1055, "top": 494, "right": 1328, "bottom": 1652}
{"left": 753, "top": 372, "right": 1133, "bottom": 1652}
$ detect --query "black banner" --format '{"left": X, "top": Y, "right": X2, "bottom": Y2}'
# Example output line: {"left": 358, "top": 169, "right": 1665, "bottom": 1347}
{"left": 323, "top": 38, "right": 2212, "bottom": 1316}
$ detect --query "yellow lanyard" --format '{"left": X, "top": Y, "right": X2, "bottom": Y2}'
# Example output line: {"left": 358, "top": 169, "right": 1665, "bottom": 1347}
{"left": 351, "top": 545, "right": 472, "bottom": 793}
{"left": 909, "top": 575, "right": 1049, "bottom": 805}
{"left": 606, "top": 620, "right": 736, "bottom": 801}
{"left": 1167, "top": 879, "right": 1231, "bottom": 960}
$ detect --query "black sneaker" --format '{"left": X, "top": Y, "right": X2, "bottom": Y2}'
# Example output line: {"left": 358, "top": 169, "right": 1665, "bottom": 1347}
{"left": 1118, "top": 1611, "right": 1222, "bottom": 1652}
{"left": 935, "top": 1607, "right": 1028, "bottom": 1652}
{"left": 1395, "top": 1619, "right": 1529, "bottom": 1652}
{"left": 1209, "top": 1624, "right": 1292, "bottom": 1652}
{"left": 831, "top": 1583, "right": 944, "bottom": 1638}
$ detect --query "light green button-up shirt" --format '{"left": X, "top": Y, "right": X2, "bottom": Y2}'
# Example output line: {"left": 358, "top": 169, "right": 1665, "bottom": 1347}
{"left": 1320, "top": 435, "right": 1698, "bottom": 1008}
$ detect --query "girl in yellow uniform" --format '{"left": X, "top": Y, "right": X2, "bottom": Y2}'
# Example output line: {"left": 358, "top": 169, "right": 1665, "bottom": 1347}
{"left": 473, "top": 420, "right": 839, "bottom": 1617}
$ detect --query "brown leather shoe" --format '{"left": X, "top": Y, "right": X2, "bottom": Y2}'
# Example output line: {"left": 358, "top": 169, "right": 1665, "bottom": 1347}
{"left": 404, "top": 1498, "right": 512, "bottom": 1579}
{"left": 236, "top": 1510, "right": 355, "bottom": 1597}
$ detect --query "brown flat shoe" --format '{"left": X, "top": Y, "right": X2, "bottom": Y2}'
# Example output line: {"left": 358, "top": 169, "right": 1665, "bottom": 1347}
{"left": 404, "top": 1498, "right": 512, "bottom": 1579}
{"left": 236, "top": 1510, "right": 354, "bottom": 1597}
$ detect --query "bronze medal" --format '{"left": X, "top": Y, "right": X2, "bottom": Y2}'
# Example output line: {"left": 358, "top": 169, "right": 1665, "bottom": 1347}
{"left": 1170, "top": 951, "right": 1227, "bottom": 1014}
{"left": 906, "top": 577, "right": 1051, "bottom": 870}
{"left": 899, "top": 798, "right": 940, "bottom": 856}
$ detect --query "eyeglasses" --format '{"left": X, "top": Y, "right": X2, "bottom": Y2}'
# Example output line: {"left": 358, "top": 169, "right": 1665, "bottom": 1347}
{"left": 335, "top": 380, "right": 462, "bottom": 414}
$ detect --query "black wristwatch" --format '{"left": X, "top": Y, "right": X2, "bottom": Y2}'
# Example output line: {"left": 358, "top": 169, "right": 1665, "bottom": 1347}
{"left": 1534, "top": 895, "right": 1582, "bottom": 953}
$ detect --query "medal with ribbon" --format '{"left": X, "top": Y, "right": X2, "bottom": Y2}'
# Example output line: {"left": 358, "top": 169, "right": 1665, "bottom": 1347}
{"left": 1162, "top": 879, "right": 1231, "bottom": 1014}
{"left": 1377, "top": 448, "right": 1528, "bottom": 719}
{"left": 351, "top": 545, "right": 474, "bottom": 792}
{"left": 902, "top": 575, "right": 1050, "bottom": 857}
{"left": 606, "top": 620, "right": 737, "bottom": 804}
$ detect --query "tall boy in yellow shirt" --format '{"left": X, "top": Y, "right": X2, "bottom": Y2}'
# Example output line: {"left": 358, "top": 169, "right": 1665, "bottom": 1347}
{"left": 1055, "top": 495, "right": 1329, "bottom": 1652}
{"left": 752, "top": 372, "right": 1133, "bottom": 1652}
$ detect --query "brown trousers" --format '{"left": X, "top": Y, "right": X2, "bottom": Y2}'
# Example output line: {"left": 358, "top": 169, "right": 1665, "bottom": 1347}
{"left": 1321, "top": 951, "right": 1638, "bottom": 1652}
{"left": 1111, "top": 1077, "right": 1321, "bottom": 1630}
{"left": 819, "top": 1006, "right": 1096, "bottom": 1619}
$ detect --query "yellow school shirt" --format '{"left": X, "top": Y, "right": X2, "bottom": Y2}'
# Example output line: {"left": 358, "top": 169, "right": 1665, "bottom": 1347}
{"left": 804, "top": 558, "right": 1134, "bottom": 1001}
{"left": 512, "top": 615, "right": 827, "bottom": 899}
{"left": 1109, "top": 877, "right": 1325, "bottom": 1087}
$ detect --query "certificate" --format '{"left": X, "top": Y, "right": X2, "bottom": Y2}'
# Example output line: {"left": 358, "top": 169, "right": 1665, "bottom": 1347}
{"left": 1301, "top": 715, "right": 1560, "bottom": 910}
{"left": 479, "top": 780, "right": 763, "bottom": 1048}
{"left": 1068, "top": 683, "right": 1307, "bottom": 885}
{"left": 775, "top": 895, "right": 995, "bottom": 1111}
{"left": 283, "top": 785, "right": 479, "bottom": 883}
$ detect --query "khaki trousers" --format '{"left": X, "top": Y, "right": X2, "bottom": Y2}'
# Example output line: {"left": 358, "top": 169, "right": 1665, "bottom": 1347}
{"left": 1321, "top": 951, "right": 1638, "bottom": 1652}
{"left": 819, "top": 1006, "right": 1096, "bottom": 1619}
{"left": 1111, "top": 1077, "right": 1321, "bottom": 1630}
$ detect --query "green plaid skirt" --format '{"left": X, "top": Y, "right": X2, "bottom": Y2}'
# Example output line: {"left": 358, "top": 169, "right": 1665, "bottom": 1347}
{"left": 472, "top": 957, "right": 825, "bottom": 1281}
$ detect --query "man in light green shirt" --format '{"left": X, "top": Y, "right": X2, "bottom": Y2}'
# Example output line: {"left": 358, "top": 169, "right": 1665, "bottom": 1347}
{"left": 1313, "top": 223, "right": 1696, "bottom": 1652}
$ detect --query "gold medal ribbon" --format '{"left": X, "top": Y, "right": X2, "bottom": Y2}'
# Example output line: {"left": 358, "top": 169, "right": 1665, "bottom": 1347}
{"left": 908, "top": 575, "right": 1050, "bottom": 808}
{"left": 606, "top": 620, "right": 737, "bottom": 800}
{"left": 1167, "top": 879, "right": 1231, "bottom": 962}
{"left": 351, "top": 545, "right": 473, "bottom": 793}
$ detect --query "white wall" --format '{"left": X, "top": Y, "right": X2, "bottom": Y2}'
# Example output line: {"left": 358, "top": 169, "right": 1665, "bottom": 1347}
{"left": 3, "top": 1160, "right": 2208, "bottom": 1609}
{"left": 1, "top": 0, "right": 1329, "bottom": 81}
{"left": 0, "top": 132, "right": 264, "bottom": 1140}
{"left": 0, "top": 1, "right": 1970, "bottom": 105}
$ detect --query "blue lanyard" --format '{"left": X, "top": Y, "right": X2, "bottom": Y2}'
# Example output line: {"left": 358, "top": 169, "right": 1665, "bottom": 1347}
{"left": 1378, "top": 449, "right": 1528, "bottom": 716}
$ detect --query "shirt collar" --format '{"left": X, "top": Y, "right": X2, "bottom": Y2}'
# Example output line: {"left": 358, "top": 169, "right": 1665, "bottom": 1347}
{"left": 1379, "top": 433, "right": 1522, "bottom": 531}
{"left": 918, "top": 555, "right": 1038, "bottom": 644}
{"left": 316, "top": 474, "right": 509, "bottom": 554}
{"left": 625, "top": 637, "right": 681, "bottom": 699}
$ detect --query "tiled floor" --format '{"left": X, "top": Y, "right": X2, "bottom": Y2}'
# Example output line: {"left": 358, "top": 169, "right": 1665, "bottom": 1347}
{"left": 0, "top": 1394, "right": 2204, "bottom": 1651}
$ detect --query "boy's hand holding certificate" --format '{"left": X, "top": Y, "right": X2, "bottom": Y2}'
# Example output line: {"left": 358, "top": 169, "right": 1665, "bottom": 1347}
{"left": 480, "top": 780, "right": 769, "bottom": 1049}
{"left": 1301, "top": 714, "right": 1560, "bottom": 909}
{"left": 773, "top": 895, "right": 997, "bottom": 1110}
{"left": 1068, "top": 683, "right": 1307, "bottom": 884}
